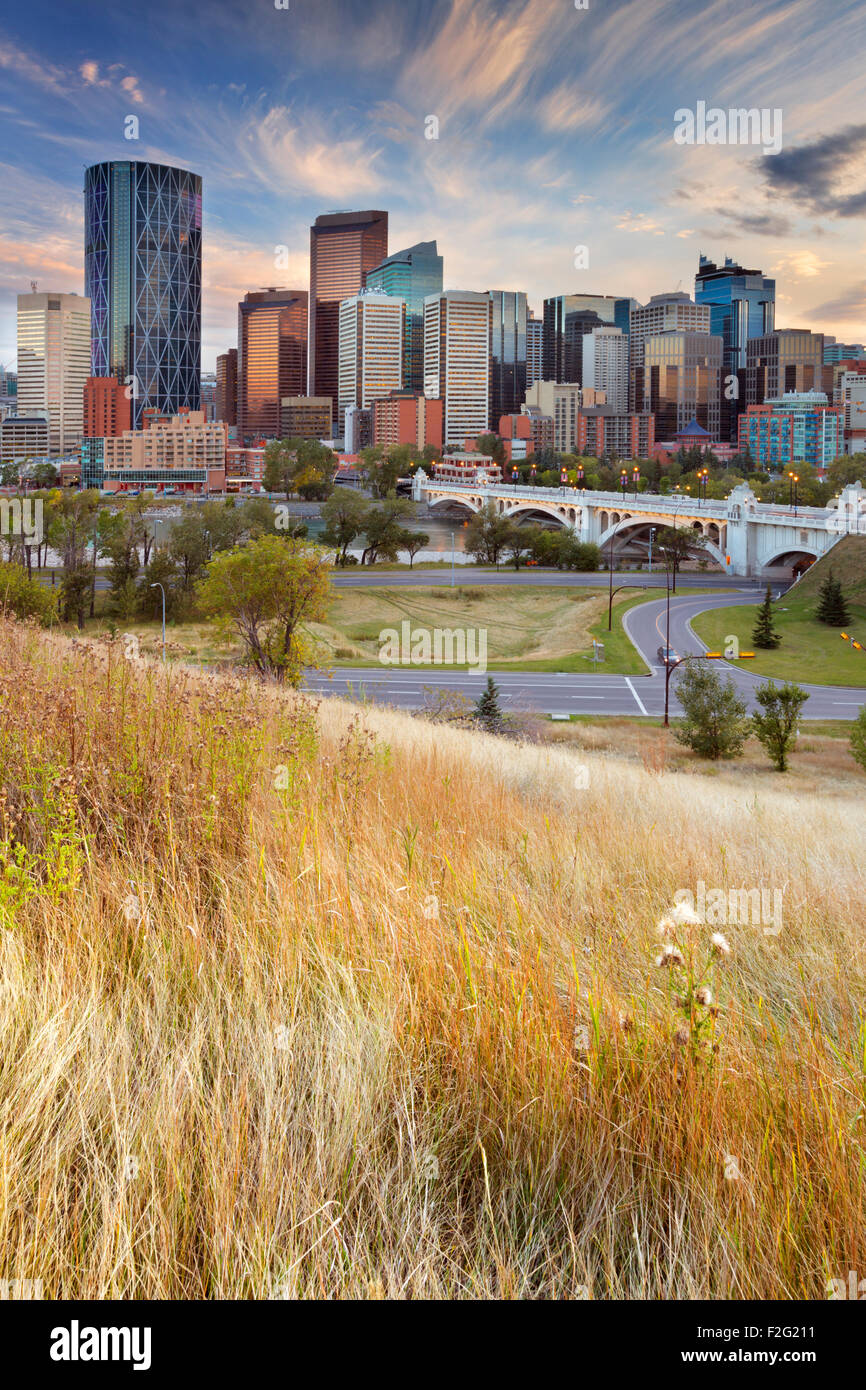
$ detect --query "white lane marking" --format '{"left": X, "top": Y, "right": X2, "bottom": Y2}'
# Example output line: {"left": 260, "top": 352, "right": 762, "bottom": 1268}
{"left": 626, "top": 677, "right": 649, "bottom": 715}
{"left": 568, "top": 696, "right": 605, "bottom": 700}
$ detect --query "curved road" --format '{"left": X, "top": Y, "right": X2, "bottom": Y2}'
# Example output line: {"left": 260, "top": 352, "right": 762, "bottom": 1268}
{"left": 304, "top": 578, "right": 866, "bottom": 720}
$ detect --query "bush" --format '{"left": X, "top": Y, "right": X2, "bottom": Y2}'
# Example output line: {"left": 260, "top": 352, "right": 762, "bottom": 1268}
{"left": 0, "top": 562, "right": 57, "bottom": 626}
{"left": 672, "top": 661, "right": 749, "bottom": 760}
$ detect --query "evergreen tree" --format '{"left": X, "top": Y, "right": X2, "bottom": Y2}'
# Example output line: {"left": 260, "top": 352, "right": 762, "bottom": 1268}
{"left": 752, "top": 585, "right": 781, "bottom": 649}
{"left": 815, "top": 568, "right": 851, "bottom": 626}
{"left": 475, "top": 676, "right": 503, "bottom": 733}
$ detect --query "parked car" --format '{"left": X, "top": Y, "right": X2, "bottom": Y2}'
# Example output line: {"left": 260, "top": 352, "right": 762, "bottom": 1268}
{"left": 657, "top": 645, "right": 677, "bottom": 666}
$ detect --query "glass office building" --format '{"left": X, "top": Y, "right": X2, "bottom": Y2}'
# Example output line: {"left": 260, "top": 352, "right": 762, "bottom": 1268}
{"left": 365, "top": 240, "right": 442, "bottom": 393}
{"left": 237, "top": 290, "right": 307, "bottom": 442}
{"left": 694, "top": 255, "right": 775, "bottom": 441}
{"left": 309, "top": 211, "right": 388, "bottom": 416}
{"left": 642, "top": 330, "right": 723, "bottom": 439}
{"left": 487, "top": 290, "right": 527, "bottom": 421}
{"left": 85, "top": 161, "right": 202, "bottom": 428}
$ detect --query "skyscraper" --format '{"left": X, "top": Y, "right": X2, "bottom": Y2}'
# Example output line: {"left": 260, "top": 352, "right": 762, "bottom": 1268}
{"left": 308, "top": 211, "right": 388, "bottom": 414}
{"left": 694, "top": 255, "right": 775, "bottom": 440}
{"left": 641, "top": 330, "right": 723, "bottom": 439}
{"left": 237, "top": 290, "right": 307, "bottom": 441}
{"left": 542, "top": 294, "right": 630, "bottom": 383}
{"left": 84, "top": 160, "right": 202, "bottom": 428}
{"left": 746, "top": 329, "right": 825, "bottom": 407}
{"left": 526, "top": 314, "right": 542, "bottom": 390}
{"left": 424, "top": 291, "right": 492, "bottom": 445}
{"left": 17, "top": 290, "right": 91, "bottom": 454}
{"left": 365, "top": 240, "right": 442, "bottom": 393}
{"left": 338, "top": 291, "right": 405, "bottom": 431}
{"left": 582, "top": 326, "right": 629, "bottom": 413}
{"left": 216, "top": 349, "right": 238, "bottom": 426}
{"left": 487, "top": 290, "right": 527, "bottom": 421}
{"left": 630, "top": 293, "right": 712, "bottom": 412}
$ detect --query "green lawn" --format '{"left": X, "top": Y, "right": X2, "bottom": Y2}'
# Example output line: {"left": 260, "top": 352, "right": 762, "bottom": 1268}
{"left": 691, "top": 589, "right": 866, "bottom": 686}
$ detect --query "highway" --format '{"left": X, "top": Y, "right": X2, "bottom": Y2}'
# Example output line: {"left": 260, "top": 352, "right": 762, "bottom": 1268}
{"left": 304, "top": 585, "right": 866, "bottom": 720}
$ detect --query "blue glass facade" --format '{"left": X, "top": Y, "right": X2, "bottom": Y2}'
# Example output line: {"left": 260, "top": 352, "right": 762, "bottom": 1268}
{"left": 85, "top": 161, "right": 202, "bottom": 428}
{"left": 365, "top": 241, "right": 443, "bottom": 392}
{"left": 694, "top": 256, "right": 775, "bottom": 441}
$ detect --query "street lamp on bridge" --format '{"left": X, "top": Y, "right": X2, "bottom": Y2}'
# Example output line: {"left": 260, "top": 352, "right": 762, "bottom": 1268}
{"left": 620, "top": 469, "right": 628, "bottom": 500}
{"left": 788, "top": 470, "right": 799, "bottom": 516}
{"left": 632, "top": 465, "right": 640, "bottom": 498}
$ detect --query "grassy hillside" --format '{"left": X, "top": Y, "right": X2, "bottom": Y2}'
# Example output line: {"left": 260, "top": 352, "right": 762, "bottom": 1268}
{"left": 794, "top": 533, "right": 866, "bottom": 605}
{"left": 0, "top": 618, "right": 864, "bottom": 1299}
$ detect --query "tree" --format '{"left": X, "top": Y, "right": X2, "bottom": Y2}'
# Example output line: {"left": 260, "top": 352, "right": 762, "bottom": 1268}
{"left": 655, "top": 526, "right": 707, "bottom": 587}
{"left": 752, "top": 584, "right": 781, "bottom": 649}
{"left": 60, "top": 564, "right": 95, "bottom": 631}
{"left": 752, "top": 680, "right": 809, "bottom": 772}
{"left": 475, "top": 676, "right": 503, "bottom": 733}
{"left": 169, "top": 511, "right": 211, "bottom": 590}
{"left": 138, "top": 550, "right": 181, "bottom": 620}
{"left": 197, "top": 535, "right": 330, "bottom": 683}
{"left": 399, "top": 530, "right": 429, "bottom": 567}
{"left": 464, "top": 501, "right": 515, "bottom": 566}
{"left": 359, "top": 498, "right": 413, "bottom": 565}
{"left": 0, "top": 561, "right": 57, "bottom": 626}
{"left": 849, "top": 705, "right": 866, "bottom": 772}
{"left": 475, "top": 433, "right": 507, "bottom": 466}
{"left": 672, "top": 661, "right": 749, "bottom": 760}
{"left": 358, "top": 445, "right": 406, "bottom": 499}
{"left": 815, "top": 568, "right": 851, "bottom": 626}
{"left": 320, "top": 488, "right": 370, "bottom": 565}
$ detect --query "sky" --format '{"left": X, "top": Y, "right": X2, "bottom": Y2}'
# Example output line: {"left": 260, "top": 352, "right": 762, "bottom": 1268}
{"left": 1, "top": 0, "right": 865, "bottom": 373}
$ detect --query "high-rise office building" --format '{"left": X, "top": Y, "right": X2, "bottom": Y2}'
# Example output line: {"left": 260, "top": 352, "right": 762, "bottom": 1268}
{"left": 824, "top": 340, "right": 866, "bottom": 364}
{"left": 582, "top": 327, "right": 629, "bottom": 413}
{"left": 216, "top": 349, "right": 238, "bottom": 426}
{"left": 630, "top": 293, "right": 712, "bottom": 412}
{"left": 237, "top": 290, "right": 307, "bottom": 441}
{"left": 524, "top": 381, "right": 584, "bottom": 454}
{"left": 487, "top": 290, "right": 527, "bottom": 421}
{"left": 308, "top": 210, "right": 388, "bottom": 414}
{"left": 424, "top": 291, "right": 492, "bottom": 445}
{"left": 17, "top": 290, "right": 91, "bottom": 454}
{"left": 694, "top": 255, "right": 775, "bottom": 440}
{"left": 641, "top": 330, "right": 723, "bottom": 439}
{"left": 746, "top": 329, "right": 825, "bottom": 406}
{"left": 280, "top": 396, "right": 333, "bottom": 441}
{"left": 542, "top": 294, "right": 631, "bottom": 383}
{"left": 84, "top": 160, "right": 202, "bottom": 428}
{"left": 365, "top": 240, "right": 442, "bottom": 393}
{"left": 526, "top": 314, "right": 542, "bottom": 390}
{"left": 338, "top": 291, "right": 405, "bottom": 431}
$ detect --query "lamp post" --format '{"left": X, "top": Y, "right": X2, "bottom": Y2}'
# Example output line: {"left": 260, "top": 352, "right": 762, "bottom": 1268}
{"left": 577, "top": 465, "right": 585, "bottom": 489}
{"left": 530, "top": 463, "right": 537, "bottom": 486}
{"left": 511, "top": 465, "right": 518, "bottom": 490}
{"left": 620, "top": 468, "right": 628, "bottom": 500}
{"left": 560, "top": 465, "right": 568, "bottom": 490}
{"left": 632, "top": 465, "right": 640, "bottom": 498}
{"left": 450, "top": 529, "right": 455, "bottom": 588}
{"left": 698, "top": 468, "right": 708, "bottom": 505}
{"left": 788, "top": 470, "right": 799, "bottom": 516}
{"left": 150, "top": 582, "right": 166, "bottom": 662}
{"left": 648, "top": 525, "right": 655, "bottom": 574}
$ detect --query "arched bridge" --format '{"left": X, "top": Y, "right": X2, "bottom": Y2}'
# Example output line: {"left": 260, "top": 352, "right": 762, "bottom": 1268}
{"left": 411, "top": 472, "right": 866, "bottom": 578}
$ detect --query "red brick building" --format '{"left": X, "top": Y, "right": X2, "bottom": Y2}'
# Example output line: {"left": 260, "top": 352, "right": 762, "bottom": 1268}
{"left": 83, "top": 376, "right": 132, "bottom": 438}
{"left": 371, "top": 390, "right": 443, "bottom": 451}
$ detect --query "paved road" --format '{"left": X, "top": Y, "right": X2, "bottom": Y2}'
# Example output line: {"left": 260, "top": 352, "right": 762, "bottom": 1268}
{"left": 331, "top": 568, "right": 764, "bottom": 591}
{"left": 303, "top": 589, "right": 866, "bottom": 720}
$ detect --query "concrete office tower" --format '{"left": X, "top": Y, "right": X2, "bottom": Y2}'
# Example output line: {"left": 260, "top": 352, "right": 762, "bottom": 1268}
{"left": 337, "top": 291, "right": 405, "bottom": 436}
{"left": 83, "top": 375, "right": 131, "bottom": 438}
{"left": 216, "top": 349, "right": 238, "bottom": 425}
{"left": 487, "top": 290, "right": 527, "bottom": 421}
{"left": 745, "top": 329, "right": 825, "bottom": 406}
{"left": 641, "top": 330, "right": 723, "bottom": 439}
{"left": 526, "top": 314, "right": 542, "bottom": 390}
{"left": 237, "top": 290, "right": 307, "bottom": 442}
{"left": 365, "top": 240, "right": 443, "bottom": 393}
{"left": 84, "top": 161, "right": 202, "bottom": 428}
{"left": 17, "top": 290, "right": 91, "bottom": 454}
{"left": 583, "top": 326, "right": 629, "bottom": 413}
{"left": 308, "top": 211, "right": 388, "bottom": 415}
{"left": 694, "top": 255, "right": 775, "bottom": 440}
{"left": 424, "top": 291, "right": 492, "bottom": 445}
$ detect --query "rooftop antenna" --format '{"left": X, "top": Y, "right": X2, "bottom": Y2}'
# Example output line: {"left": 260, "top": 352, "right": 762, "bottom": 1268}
{"left": 30, "top": 280, "right": 38, "bottom": 293}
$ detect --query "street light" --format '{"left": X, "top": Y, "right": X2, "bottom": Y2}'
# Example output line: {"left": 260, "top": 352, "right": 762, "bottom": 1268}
{"left": 560, "top": 465, "right": 568, "bottom": 489}
{"left": 632, "top": 465, "right": 640, "bottom": 498}
{"left": 648, "top": 525, "right": 656, "bottom": 574}
{"left": 620, "top": 469, "right": 628, "bottom": 500}
{"left": 150, "top": 583, "right": 166, "bottom": 662}
{"left": 511, "top": 465, "right": 518, "bottom": 489}
{"left": 576, "top": 465, "right": 585, "bottom": 488}
{"left": 788, "top": 470, "right": 799, "bottom": 516}
{"left": 530, "top": 463, "right": 537, "bottom": 485}
{"left": 698, "top": 468, "right": 708, "bottom": 505}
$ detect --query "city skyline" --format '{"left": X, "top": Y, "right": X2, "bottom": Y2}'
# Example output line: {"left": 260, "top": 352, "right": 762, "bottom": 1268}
{"left": 1, "top": 0, "right": 865, "bottom": 374}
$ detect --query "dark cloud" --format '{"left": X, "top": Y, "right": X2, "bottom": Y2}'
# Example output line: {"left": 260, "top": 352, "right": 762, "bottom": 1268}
{"left": 699, "top": 209, "right": 793, "bottom": 238}
{"left": 762, "top": 124, "right": 866, "bottom": 216}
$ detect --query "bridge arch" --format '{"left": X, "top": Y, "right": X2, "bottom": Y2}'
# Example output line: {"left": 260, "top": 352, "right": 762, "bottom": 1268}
{"left": 427, "top": 495, "right": 482, "bottom": 518}
{"left": 761, "top": 545, "right": 819, "bottom": 577}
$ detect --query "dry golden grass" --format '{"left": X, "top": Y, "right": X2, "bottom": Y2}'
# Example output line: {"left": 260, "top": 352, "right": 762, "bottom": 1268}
{"left": 0, "top": 616, "right": 864, "bottom": 1299}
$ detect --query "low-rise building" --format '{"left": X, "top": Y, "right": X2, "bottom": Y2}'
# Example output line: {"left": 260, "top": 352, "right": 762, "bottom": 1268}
{"left": 280, "top": 395, "right": 332, "bottom": 440}
{"left": 102, "top": 410, "right": 226, "bottom": 493}
{"left": 738, "top": 392, "right": 844, "bottom": 470}
{"left": 225, "top": 445, "right": 266, "bottom": 492}
{"left": 433, "top": 450, "right": 502, "bottom": 485}
{"left": 577, "top": 409, "right": 655, "bottom": 460}
{"left": 371, "top": 390, "right": 443, "bottom": 451}
{"left": 0, "top": 413, "right": 49, "bottom": 464}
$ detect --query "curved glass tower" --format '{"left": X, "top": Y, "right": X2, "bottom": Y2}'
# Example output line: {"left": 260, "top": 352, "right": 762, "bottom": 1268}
{"left": 85, "top": 161, "right": 202, "bottom": 427}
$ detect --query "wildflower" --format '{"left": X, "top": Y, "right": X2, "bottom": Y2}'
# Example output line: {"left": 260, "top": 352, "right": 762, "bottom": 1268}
{"left": 619, "top": 1012, "right": 634, "bottom": 1034}
{"left": 655, "top": 943, "right": 684, "bottom": 969}
{"left": 671, "top": 900, "right": 701, "bottom": 927}
{"left": 674, "top": 1025, "right": 690, "bottom": 1047}
{"left": 656, "top": 916, "right": 678, "bottom": 939}
{"left": 696, "top": 986, "right": 712, "bottom": 1006}
{"left": 710, "top": 932, "right": 731, "bottom": 957}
